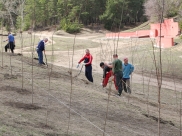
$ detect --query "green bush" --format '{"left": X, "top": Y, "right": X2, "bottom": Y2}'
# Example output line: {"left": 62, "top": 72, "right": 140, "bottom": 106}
{"left": 60, "top": 18, "right": 81, "bottom": 33}
{"left": 179, "top": 21, "right": 182, "bottom": 39}
{"left": 16, "top": 16, "right": 30, "bottom": 31}
{"left": 5, "top": 25, "right": 10, "bottom": 32}
{"left": 60, "top": 18, "right": 67, "bottom": 29}
{"left": 103, "top": 20, "right": 123, "bottom": 31}
{"left": 23, "top": 22, "right": 30, "bottom": 31}
{"left": 16, "top": 16, "right": 21, "bottom": 30}
{"left": 65, "top": 23, "right": 81, "bottom": 33}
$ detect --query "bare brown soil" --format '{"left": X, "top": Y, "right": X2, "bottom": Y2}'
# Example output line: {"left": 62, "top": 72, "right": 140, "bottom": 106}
{"left": 0, "top": 29, "right": 182, "bottom": 136}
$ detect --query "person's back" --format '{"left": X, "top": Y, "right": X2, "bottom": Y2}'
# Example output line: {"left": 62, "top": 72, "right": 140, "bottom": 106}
{"left": 36, "top": 38, "right": 48, "bottom": 65}
{"left": 100, "top": 62, "right": 114, "bottom": 88}
{"left": 112, "top": 54, "right": 123, "bottom": 96}
{"left": 103, "top": 65, "right": 111, "bottom": 78}
{"left": 37, "top": 40, "right": 45, "bottom": 51}
{"left": 112, "top": 59, "right": 122, "bottom": 74}
{"left": 8, "top": 34, "right": 14, "bottom": 42}
{"left": 8, "top": 33, "right": 15, "bottom": 53}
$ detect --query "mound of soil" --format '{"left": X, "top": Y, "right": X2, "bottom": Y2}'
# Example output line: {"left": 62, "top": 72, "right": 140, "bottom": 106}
{"left": 1, "top": 86, "right": 32, "bottom": 95}
{"left": 4, "top": 101, "right": 42, "bottom": 110}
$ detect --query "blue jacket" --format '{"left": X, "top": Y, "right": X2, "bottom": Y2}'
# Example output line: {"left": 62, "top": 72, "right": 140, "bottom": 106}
{"left": 37, "top": 40, "right": 45, "bottom": 51}
{"left": 122, "top": 63, "right": 134, "bottom": 79}
{"left": 8, "top": 34, "right": 14, "bottom": 42}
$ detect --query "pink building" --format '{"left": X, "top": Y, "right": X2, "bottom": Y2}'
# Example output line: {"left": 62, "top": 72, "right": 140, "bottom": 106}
{"left": 106, "top": 19, "right": 180, "bottom": 48}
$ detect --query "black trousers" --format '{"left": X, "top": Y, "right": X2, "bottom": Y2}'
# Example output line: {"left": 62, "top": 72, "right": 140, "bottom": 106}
{"left": 115, "top": 71, "right": 123, "bottom": 95}
{"left": 5, "top": 42, "right": 15, "bottom": 53}
{"left": 85, "top": 65, "right": 93, "bottom": 82}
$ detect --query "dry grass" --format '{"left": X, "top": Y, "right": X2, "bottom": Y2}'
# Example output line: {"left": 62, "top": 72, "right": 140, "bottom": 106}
{"left": 0, "top": 49, "right": 180, "bottom": 136}
{"left": 122, "top": 22, "right": 150, "bottom": 32}
{"left": 0, "top": 27, "right": 181, "bottom": 135}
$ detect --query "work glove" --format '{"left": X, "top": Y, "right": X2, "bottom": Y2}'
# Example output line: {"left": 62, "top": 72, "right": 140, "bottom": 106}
{"left": 76, "top": 64, "right": 80, "bottom": 68}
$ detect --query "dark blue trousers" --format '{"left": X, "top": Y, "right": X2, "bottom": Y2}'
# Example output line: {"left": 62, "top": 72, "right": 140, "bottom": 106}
{"left": 37, "top": 50, "right": 43, "bottom": 64}
{"left": 85, "top": 65, "right": 93, "bottom": 82}
{"left": 115, "top": 71, "right": 123, "bottom": 95}
{"left": 5, "top": 42, "right": 14, "bottom": 53}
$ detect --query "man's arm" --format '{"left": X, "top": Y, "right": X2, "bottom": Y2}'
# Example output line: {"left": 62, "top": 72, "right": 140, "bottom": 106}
{"left": 13, "top": 36, "right": 15, "bottom": 44}
{"left": 122, "top": 63, "right": 125, "bottom": 71}
{"left": 4, "top": 36, "right": 9, "bottom": 42}
{"left": 78, "top": 55, "right": 85, "bottom": 64}
{"left": 130, "top": 64, "right": 134, "bottom": 74}
{"left": 104, "top": 63, "right": 113, "bottom": 68}
{"left": 42, "top": 42, "right": 45, "bottom": 52}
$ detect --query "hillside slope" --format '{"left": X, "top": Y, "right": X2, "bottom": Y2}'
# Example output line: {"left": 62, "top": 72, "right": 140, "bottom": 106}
{"left": 0, "top": 52, "right": 180, "bottom": 136}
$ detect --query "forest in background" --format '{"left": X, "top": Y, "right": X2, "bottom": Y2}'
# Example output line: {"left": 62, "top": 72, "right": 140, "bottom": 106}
{"left": 0, "top": 0, "right": 182, "bottom": 33}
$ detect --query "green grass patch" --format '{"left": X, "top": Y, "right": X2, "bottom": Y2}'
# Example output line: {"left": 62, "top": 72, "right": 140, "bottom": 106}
{"left": 123, "top": 22, "right": 150, "bottom": 32}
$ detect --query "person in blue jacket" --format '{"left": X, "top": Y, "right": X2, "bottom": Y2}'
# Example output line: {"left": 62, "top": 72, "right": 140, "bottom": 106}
{"left": 36, "top": 38, "right": 48, "bottom": 65}
{"left": 122, "top": 58, "right": 134, "bottom": 94}
{"left": 4, "top": 33, "right": 15, "bottom": 53}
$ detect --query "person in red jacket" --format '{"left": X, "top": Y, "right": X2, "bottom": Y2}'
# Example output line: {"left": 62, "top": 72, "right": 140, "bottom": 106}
{"left": 78, "top": 49, "right": 93, "bottom": 82}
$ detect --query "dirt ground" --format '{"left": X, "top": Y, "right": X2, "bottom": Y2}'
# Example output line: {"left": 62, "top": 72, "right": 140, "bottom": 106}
{"left": 0, "top": 29, "right": 182, "bottom": 136}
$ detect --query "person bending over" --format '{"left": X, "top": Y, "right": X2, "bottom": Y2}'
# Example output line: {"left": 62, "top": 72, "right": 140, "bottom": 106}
{"left": 100, "top": 62, "right": 117, "bottom": 90}
{"left": 36, "top": 38, "right": 48, "bottom": 65}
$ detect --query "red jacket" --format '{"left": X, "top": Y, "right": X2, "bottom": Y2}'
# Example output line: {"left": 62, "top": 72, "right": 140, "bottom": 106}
{"left": 78, "top": 53, "right": 93, "bottom": 66}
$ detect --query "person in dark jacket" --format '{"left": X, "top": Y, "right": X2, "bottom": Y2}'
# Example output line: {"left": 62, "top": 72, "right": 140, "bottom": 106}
{"left": 78, "top": 49, "right": 93, "bottom": 82}
{"left": 4, "top": 33, "right": 15, "bottom": 53}
{"left": 36, "top": 38, "right": 48, "bottom": 65}
{"left": 100, "top": 62, "right": 117, "bottom": 90}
